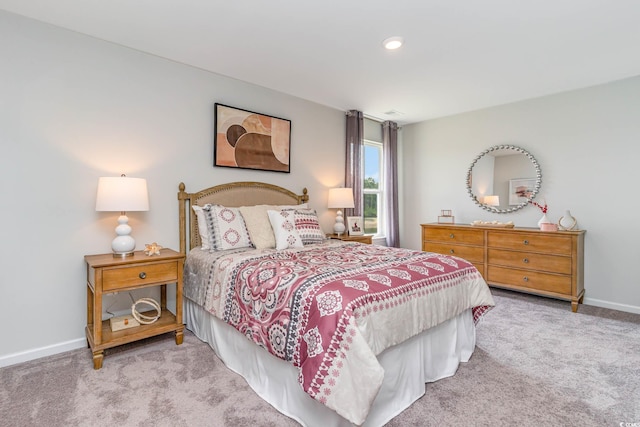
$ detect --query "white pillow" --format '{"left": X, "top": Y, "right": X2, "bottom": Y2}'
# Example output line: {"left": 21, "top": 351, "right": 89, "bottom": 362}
{"left": 239, "top": 203, "right": 308, "bottom": 250}
{"left": 267, "top": 210, "right": 304, "bottom": 250}
{"left": 192, "top": 205, "right": 211, "bottom": 250}
{"left": 201, "top": 204, "right": 253, "bottom": 251}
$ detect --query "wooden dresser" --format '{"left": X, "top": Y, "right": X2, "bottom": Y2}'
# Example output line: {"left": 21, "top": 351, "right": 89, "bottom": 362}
{"left": 421, "top": 223, "right": 585, "bottom": 312}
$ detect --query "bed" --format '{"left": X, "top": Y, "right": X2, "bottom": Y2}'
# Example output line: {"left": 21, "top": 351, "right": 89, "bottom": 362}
{"left": 177, "top": 181, "right": 494, "bottom": 426}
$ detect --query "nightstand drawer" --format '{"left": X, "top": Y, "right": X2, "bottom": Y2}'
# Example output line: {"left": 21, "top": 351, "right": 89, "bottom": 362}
{"left": 103, "top": 262, "right": 178, "bottom": 291}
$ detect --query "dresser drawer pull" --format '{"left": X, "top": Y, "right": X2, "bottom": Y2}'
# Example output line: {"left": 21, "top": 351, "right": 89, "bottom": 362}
{"left": 523, "top": 258, "right": 529, "bottom": 263}
{"left": 449, "top": 233, "right": 455, "bottom": 239}
{"left": 523, "top": 240, "right": 529, "bottom": 245}
{"left": 139, "top": 272, "right": 147, "bottom": 279}
{"left": 523, "top": 276, "right": 529, "bottom": 282}
{"left": 450, "top": 249, "right": 455, "bottom": 254}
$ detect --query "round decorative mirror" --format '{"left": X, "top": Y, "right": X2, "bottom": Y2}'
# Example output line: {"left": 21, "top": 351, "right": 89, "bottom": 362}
{"left": 466, "top": 145, "right": 542, "bottom": 213}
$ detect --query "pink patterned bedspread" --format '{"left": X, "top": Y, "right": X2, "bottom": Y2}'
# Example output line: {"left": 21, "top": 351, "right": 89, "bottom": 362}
{"left": 184, "top": 240, "right": 494, "bottom": 424}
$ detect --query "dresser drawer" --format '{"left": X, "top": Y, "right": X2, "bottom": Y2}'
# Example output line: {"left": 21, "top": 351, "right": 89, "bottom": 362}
{"left": 424, "top": 242, "right": 484, "bottom": 263}
{"left": 102, "top": 261, "right": 178, "bottom": 291}
{"left": 487, "top": 266, "right": 571, "bottom": 295}
{"left": 423, "top": 227, "right": 484, "bottom": 245}
{"left": 487, "top": 249, "right": 571, "bottom": 275}
{"left": 487, "top": 231, "right": 572, "bottom": 255}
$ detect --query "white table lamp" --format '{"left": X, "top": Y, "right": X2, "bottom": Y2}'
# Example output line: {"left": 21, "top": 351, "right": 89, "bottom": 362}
{"left": 484, "top": 195, "right": 500, "bottom": 207}
{"left": 96, "top": 175, "right": 149, "bottom": 257}
{"left": 328, "top": 188, "right": 355, "bottom": 236}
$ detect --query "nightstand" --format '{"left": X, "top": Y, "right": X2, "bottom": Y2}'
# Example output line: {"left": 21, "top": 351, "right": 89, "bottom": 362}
{"left": 327, "top": 233, "right": 373, "bottom": 244}
{"left": 84, "top": 248, "right": 185, "bottom": 369}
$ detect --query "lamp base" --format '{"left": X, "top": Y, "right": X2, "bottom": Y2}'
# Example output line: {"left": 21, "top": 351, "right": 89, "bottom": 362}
{"left": 111, "top": 214, "right": 136, "bottom": 257}
{"left": 333, "top": 210, "right": 346, "bottom": 236}
{"left": 112, "top": 251, "right": 135, "bottom": 258}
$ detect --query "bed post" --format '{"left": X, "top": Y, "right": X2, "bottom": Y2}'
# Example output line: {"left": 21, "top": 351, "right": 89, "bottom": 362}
{"left": 178, "top": 182, "right": 188, "bottom": 254}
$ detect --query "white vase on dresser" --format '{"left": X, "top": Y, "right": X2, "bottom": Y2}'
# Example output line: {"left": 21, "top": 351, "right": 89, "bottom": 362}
{"left": 558, "top": 210, "right": 577, "bottom": 230}
{"left": 537, "top": 213, "right": 550, "bottom": 229}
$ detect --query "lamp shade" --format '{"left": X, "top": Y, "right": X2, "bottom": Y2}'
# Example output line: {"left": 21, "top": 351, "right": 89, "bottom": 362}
{"left": 327, "top": 188, "right": 355, "bottom": 209}
{"left": 484, "top": 195, "right": 500, "bottom": 207}
{"left": 96, "top": 176, "right": 149, "bottom": 212}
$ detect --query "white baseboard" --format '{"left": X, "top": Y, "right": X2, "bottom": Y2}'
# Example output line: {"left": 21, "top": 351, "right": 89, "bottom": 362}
{"left": 583, "top": 297, "right": 640, "bottom": 315}
{"left": 0, "top": 337, "right": 87, "bottom": 369}
{"left": 1, "top": 297, "right": 637, "bottom": 369}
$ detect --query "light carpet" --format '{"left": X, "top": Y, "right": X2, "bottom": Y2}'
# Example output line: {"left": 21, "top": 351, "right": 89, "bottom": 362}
{"left": 1, "top": 289, "right": 639, "bottom": 426}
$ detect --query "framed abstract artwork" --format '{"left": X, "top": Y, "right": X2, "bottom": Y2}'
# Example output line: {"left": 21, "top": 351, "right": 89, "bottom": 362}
{"left": 214, "top": 103, "right": 291, "bottom": 173}
{"left": 508, "top": 178, "right": 536, "bottom": 205}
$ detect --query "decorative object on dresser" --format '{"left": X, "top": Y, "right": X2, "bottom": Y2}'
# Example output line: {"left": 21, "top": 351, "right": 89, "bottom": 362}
{"left": 471, "top": 220, "right": 514, "bottom": 228}
{"left": 529, "top": 198, "right": 550, "bottom": 229}
{"left": 95, "top": 175, "right": 149, "bottom": 257}
{"left": 558, "top": 210, "right": 578, "bottom": 230}
{"left": 213, "top": 103, "right": 291, "bottom": 173}
{"left": 327, "top": 187, "right": 355, "bottom": 236}
{"left": 540, "top": 223, "right": 558, "bottom": 232}
{"left": 466, "top": 145, "right": 542, "bottom": 214}
{"left": 327, "top": 233, "right": 372, "bottom": 244}
{"left": 438, "top": 209, "right": 455, "bottom": 224}
{"left": 422, "top": 223, "right": 585, "bottom": 312}
{"left": 84, "top": 248, "right": 185, "bottom": 369}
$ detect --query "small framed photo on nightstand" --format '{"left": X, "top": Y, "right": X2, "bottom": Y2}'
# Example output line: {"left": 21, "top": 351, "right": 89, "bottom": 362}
{"left": 347, "top": 216, "right": 364, "bottom": 236}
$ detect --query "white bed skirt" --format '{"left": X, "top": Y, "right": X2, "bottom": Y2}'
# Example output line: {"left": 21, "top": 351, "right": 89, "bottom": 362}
{"left": 184, "top": 299, "right": 476, "bottom": 427}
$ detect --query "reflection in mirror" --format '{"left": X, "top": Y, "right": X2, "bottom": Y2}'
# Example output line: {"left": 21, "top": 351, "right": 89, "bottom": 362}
{"left": 466, "top": 145, "right": 541, "bottom": 213}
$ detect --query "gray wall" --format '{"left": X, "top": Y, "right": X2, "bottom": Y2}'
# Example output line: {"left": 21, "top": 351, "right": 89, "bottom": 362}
{"left": 401, "top": 76, "right": 640, "bottom": 313}
{"left": 0, "top": 11, "right": 344, "bottom": 365}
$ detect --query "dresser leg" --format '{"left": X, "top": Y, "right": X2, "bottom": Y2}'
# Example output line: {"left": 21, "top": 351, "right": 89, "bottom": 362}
{"left": 175, "top": 328, "right": 184, "bottom": 345}
{"left": 571, "top": 300, "right": 579, "bottom": 313}
{"left": 92, "top": 350, "right": 104, "bottom": 370}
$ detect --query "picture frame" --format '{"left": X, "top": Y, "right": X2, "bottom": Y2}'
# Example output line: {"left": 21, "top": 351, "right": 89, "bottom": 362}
{"left": 214, "top": 103, "right": 291, "bottom": 173}
{"left": 347, "top": 216, "right": 364, "bottom": 236}
{"left": 508, "top": 178, "right": 536, "bottom": 205}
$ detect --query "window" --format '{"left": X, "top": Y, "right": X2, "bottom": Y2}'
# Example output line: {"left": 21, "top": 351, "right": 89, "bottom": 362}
{"left": 363, "top": 140, "right": 384, "bottom": 236}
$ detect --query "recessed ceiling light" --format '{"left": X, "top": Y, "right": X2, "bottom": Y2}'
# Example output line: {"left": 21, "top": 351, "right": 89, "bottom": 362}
{"left": 383, "top": 36, "right": 404, "bottom": 50}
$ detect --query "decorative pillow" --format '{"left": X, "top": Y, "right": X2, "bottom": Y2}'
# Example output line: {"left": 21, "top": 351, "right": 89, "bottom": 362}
{"left": 201, "top": 204, "right": 253, "bottom": 251}
{"left": 192, "top": 205, "right": 211, "bottom": 250}
{"left": 239, "top": 204, "right": 309, "bottom": 250}
{"left": 267, "top": 210, "right": 304, "bottom": 250}
{"left": 293, "top": 209, "right": 325, "bottom": 245}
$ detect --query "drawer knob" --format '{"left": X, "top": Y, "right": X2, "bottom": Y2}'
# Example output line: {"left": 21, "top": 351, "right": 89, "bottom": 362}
{"left": 523, "top": 240, "right": 529, "bottom": 245}
{"left": 523, "top": 258, "right": 529, "bottom": 263}
{"left": 450, "top": 249, "right": 455, "bottom": 254}
{"left": 523, "top": 276, "right": 529, "bottom": 282}
{"left": 449, "top": 233, "right": 455, "bottom": 239}
{"left": 139, "top": 272, "right": 147, "bottom": 279}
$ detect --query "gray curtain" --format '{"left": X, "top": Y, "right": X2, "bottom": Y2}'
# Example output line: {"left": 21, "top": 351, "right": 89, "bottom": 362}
{"left": 382, "top": 120, "right": 399, "bottom": 247}
{"left": 345, "top": 110, "right": 363, "bottom": 217}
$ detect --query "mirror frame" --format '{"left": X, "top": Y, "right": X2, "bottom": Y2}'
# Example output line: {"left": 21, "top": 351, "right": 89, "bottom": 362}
{"left": 466, "top": 145, "right": 542, "bottom": 213}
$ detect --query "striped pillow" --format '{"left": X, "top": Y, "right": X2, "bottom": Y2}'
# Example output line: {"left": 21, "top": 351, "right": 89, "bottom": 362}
{"left": 293, "top": 209, "right": 325, "bottom": 245}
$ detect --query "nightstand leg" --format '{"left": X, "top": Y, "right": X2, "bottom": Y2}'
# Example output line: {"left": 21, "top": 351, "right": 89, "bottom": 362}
{"left": 92, "top": 350, "right": 104, "bottom": 370}
{"left": 175, "top": 328, "right": 184, "bottom": 345}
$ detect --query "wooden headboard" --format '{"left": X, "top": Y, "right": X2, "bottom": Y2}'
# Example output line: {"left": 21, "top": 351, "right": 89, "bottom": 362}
{"left": 177, "top": 181, "right": 309, "bottom": 253}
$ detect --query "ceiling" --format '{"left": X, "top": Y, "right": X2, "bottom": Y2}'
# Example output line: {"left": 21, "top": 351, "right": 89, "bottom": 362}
{"left": 2, "top": 0, "right": 640, "bottom": 125}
